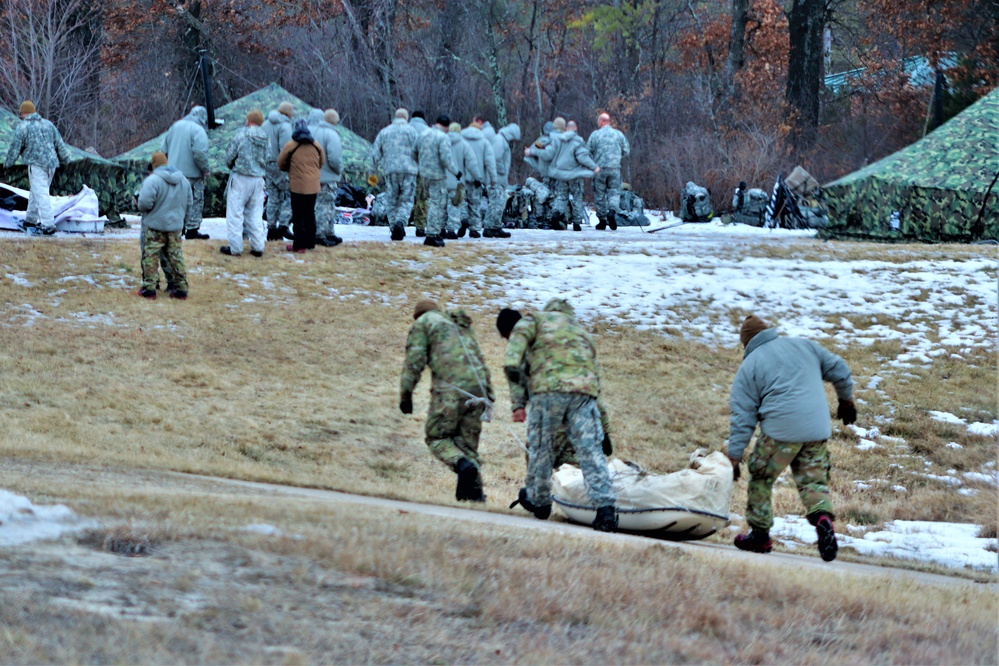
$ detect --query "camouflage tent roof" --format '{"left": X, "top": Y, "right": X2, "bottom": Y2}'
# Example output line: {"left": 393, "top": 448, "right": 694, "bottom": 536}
{"left": 0, "top": 108, "right": 140, "bottom": 223}
{"left": 113, "top": 83, "right": 375, "bottom": 217}
{"left": 821, "top": 89, "right": 999, "bottom": 242}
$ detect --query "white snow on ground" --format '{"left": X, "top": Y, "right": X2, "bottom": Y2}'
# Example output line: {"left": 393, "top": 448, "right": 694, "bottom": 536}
{"left": 929, "top": 411, "right": 999, "bottom": 437}
{"left": 0, "top": 489, "right": 95, "bottom": 547}
{"left": 772, "top": 515, "right": 998, "bottom": 573}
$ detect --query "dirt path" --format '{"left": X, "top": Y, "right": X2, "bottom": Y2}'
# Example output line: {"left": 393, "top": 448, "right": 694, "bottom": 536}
{"left": 176, "top": 472, "right": 991, "bottom": 589}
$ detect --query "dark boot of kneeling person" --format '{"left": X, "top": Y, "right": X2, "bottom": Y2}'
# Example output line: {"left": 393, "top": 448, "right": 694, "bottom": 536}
{"left": 511, "top": 488, "right": 551, "bottom": 520}
{"left": 592, "top": 505, "right": 618, "bottom": 532}
{"left": 455, "top": 458, "right": 484, "bottom": 502}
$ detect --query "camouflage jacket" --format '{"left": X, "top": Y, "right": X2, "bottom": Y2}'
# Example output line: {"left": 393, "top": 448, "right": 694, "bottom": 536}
{"left": 586, "top": 125, "right": 630, "bottom": 170}
{"left": 504, "top": 298, "right": 601, "bottom": 401}
{"left": 401, "top": 309, "right": 494, "bottom": 400}
{"left": 370, "top": 119, "right": 418, "bottom": 176}
{"left": 510, "top": 357, "right": 612, "bottom": 433}
{"left": 162, "top": 107, "right": 210, "bottom": 179}
{"left": 225, "top": 125, "right": 269, "bottom": 177}
{"left": 4, "top": 114, "right": 71, "bottom": 170}
{"left": 415, "top": 127, "right": 458, "bottom": 181}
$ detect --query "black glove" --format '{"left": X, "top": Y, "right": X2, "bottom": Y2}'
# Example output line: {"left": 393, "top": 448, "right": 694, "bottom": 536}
{"left": 455, "top": 171, "right": 462, "bottom": 182}
{"left": 504, "top": 366, "right": 522, "bottom": 385}
{"left": 473, "top": 180, "right": 482, "bottom": 189}
{"left": 399, "top": 394, "right": 413, "bottom": 415}
{"left": 732, "top": 460, "right": 741, "bottom": 482}
{"left": 837, "top": 399, "right": 857, "bottom": 425}
{"left": 602, "top": 433, "right": 613, "bottom": 456}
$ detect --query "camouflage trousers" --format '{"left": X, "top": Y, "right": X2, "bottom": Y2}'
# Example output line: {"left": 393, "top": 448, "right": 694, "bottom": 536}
{"left": 424, "top": 178, "right": 448, "bottom": 237}
{"left": 315, "top": 182, "right": 338, "bottom": 239}
{"left": 139, "top": 227, "right": 175, "bottom": 289}
{"left": 425, "top": 386, "right": 485, "bottom": 478}
{"left": 551, "top": 180, "right": 587, "bottom": 227}
{"left": 593, "top": 168, "right": 622, "bottom": 218}
{"left": 446, "top": 186, "right": 464, "bottom": 233}
{"left": 485, "top": 183, "right": 507, "bottom": 230}
{"left": 746, "top": 433, "right": 833, "bottom": 532}
{"left": 411, "top": 175, "right": 428, "bottom": 230}
{"left": 384, "top": 173, "right": 417, "bottom": 233}
{"left": 141, "top": 228, "right": 187, "bottom": 292}
{"left": 464, "top": 183, "right": 484, "bottom": 231}
{"left": 526, "top": 392, "right": 614, "bottom": 509}
{"left": 26, "top": 165, "right": 55, "bottom": 230}
{"left": 524, "top": 429, "right": 578, "bottom": 469}
{"left": 184, "top": 178, "right": 205, "bottom": 232}
{"left": 265, "top": 162, "right": 292, "bottom": 229}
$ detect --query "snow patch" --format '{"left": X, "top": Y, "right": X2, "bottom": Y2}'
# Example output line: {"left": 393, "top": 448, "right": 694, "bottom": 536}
{"left": 0, "top": 489, "right": 95, "bottom": 547}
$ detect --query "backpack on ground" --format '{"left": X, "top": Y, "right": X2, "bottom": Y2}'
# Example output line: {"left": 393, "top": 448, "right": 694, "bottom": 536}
{"left": 680, "top": 181, "right": 713, "bottom": 222}
{"left": 731, "top": 183, "right": 768, "bottom": 227}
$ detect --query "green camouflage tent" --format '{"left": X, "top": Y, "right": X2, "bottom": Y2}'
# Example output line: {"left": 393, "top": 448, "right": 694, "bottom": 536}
{"left": 821, "top": 89, "right": 999, "bottom": 242}
{"left": 113, "top": 83, "right": 375, "bottom": 217}
{"left": 0, "top": 109, "right": 141, "bottom": 224}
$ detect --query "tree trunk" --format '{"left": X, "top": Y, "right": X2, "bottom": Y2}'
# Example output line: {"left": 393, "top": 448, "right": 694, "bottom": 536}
{"left": 785, "top": 0, "right": 827, "bottom": 152}
{"left": 726, "top": 0, "right": 750, "bottom": 93}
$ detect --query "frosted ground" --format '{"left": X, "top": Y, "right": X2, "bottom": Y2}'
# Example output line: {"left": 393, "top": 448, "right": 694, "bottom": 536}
{"left": 1, "top": 213, "right": 996, "bottom": 573}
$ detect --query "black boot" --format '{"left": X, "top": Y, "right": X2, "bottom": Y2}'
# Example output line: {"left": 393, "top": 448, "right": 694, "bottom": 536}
{"left": 455, "top": 458, "right": 479, "bottom": 501}
{"left": 468, "top": 229, "right": 481, "bottom": 238}
{"left": 549, "top": 212, "right": 566, "bottom": 231}
{"left": 592, "top": 505, "right": 618, "bottom": 532}
{"left": 423, "top": 235, "right": 445, "bottom": 247}
{"left": 509, "top": 488, "right": 551, "bottom": 520}
{"left": 267, "top": 227, "right": 281, "bottom": 241}
{"left": 443, "top": 230, "right": 458, "bottom": 240}
{"left": 572, "top": 221, "right": 582, "bottom": 232}
{"left": 811, "top": 512, "right": 839, "bottom": 562}
{"left": 185, "top": 229, "right": 209, "bottom": 240}
{"left": 390, "top": 226, "right": 406, "bottom": 241}
{"left": 607, "top": 210, "right": 617, "bottom": 230}
{"left": 483, "top": 228, "right": 511, "bottom": 238}
{"left": 278, "top": 226, "right": 294, "bottom": 240}
{"left": 415, "top": 228, "right": 426, "bottom": 237}
{"left": 595, "top": 217, "right": 607, "bottom": 231}
{"left": 457, "top": 221, "right": 469, "bottom": 238}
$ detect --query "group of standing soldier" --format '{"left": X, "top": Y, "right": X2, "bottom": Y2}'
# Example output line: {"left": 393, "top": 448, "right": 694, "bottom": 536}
{"left": 400, "top": 300, "right": 856, "bottom": 561}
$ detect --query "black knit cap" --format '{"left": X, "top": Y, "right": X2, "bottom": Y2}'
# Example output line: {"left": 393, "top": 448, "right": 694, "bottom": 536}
{"left": 436, "top": 114, "right": 451, "bottom": 127}
{"left": 496, "top": 308, "right": 522, "bottom": 339}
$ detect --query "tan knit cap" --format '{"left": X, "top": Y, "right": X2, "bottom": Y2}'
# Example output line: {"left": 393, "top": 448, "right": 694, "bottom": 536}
{"left": 552, "top": 117, "right": 566, "bottom": 131}
{"left": 246, "top": 109, "right": 264, "bottom": 126}
{"left": 740, "top": 314, "right": 769, "bottom": 347}
{"left": 150, "top": 151, "right": 168, "bottom": 169}
{"left": 413, "top": 299, "right": 438, "bottom": 320}
{"left": 19, "top": 101, "right": 35, "bottom": 115}
{"left": 277, "top": 102, "right": 294, "bottom": 118}
{"left": 395, "top": 108, "right": 409, "bottom": 121}
{"left": 324, "top": 109, "right": 340, "bottom": 125}
{"left": 448, "top": 122, "right": 461, "bottom": 133}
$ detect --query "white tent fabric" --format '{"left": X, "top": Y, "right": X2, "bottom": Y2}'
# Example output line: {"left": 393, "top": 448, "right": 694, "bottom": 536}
{"left": 0, "top": 183, "right": 107, "bottom": 233}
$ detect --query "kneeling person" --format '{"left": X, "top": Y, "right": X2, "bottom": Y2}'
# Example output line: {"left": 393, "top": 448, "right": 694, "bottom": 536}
{"left": 400, "top": 300, "right": 494, "bottom": 501}
{"left": 503, "top": 298, "right": 617, "bottom": 531}
{"left": 137, "top": 151, "right": 192, "bottom": 299}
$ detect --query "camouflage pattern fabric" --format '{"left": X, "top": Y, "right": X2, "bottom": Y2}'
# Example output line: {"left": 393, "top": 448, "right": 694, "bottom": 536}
{"left": 370, "top": 118, "right": 418, "bottom": 176}
{"left": 505, "top": 297, "right": 600, "bottom": 404}
{"left": 411, "top": 175, "right": 427, "bottom": 230}
{"left": 4, "top": 114, "right": 71, "bottom": 170}
{"left": 425, "top": 387, "right": 485, "bottom": 470}
{"left": 446, "top": 185, "right": 464, "bottom": 233}
{"left": 424, "top": 178, "right": 448, "bottom": 237}
{"left": 681, "top": 182, "right": 713, "bottom": 222}
{"left": 265, "top": 162, "right": 292, "bottom": 228}
{"left": 139, "top": 227, "right": 176, "bottom": 290}
{"left": 485, "top": 183, "right": 506, "bottom": 230}
{"left": 401, "top": 308, "right": 493, "bottom": 402}
{"left": 384, "top": 173, "right": 417, "bottom": 232}
{"left": 745, "top": 432, "right": 833, "bottom": 532}
{"left": 185, "top": 178, "right": 205, "bottom": 231}
{"left": 586, "top": 125, "right": 630, "bottom": 170}
{"left": 568, "top": 179, "right": 587, "bottom": 227}
{"left": 525, "top": 392, "right": 614, "bottom": 509}
{"left": 593, "top": 168, "right": 622, "bottom": 219}
{"left": 464, "top": 182, "right": 484, "bottom": 231}
{"left": 732, "top": 187, "right": 768, "bottom": 227}
{"left": 141, "top": 228, "right": 187, "bottom": 292}
{"left": 114, "top": 84, "right": 376, "bottom": 218}
{"left": 315, "top": 182, "right": 337, "bottom": 239}
{"left": 617, "top": 186, "right": 650, "bottom": 226}
{"left": 822, "top": 89, "right": 999, "bottom": 243}
{"left": 225, "top": 125, "right": 269, "bottom": 178}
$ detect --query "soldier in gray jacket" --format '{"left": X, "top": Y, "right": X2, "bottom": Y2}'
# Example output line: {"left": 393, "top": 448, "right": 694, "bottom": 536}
{"left": 137, "top": 151, "right": 192, "bottom": 299}
{"left": 530, "top": 119, "right": 598, "bottom": 231}
{"left": 4, "top": 100, "right": 71, "bottom": 235}
{"left": 221, "top": 110, "right": 268, "bottom": 258}
{"left": 161, "top": 106, "right": 210, "bottom": 239}
{"left": 459, "top": 117, "right": 497, "bottom": 238}
{"left": 370, "top": 108, "right": 419, "bottom": 241}
{"left": 312, "top": 109, "right": 344, "bottom": 246}
{"left": 587, "top": 113, "right": 630, "bottom": 230}
{"left": 727, "top": 314, "right": 856, "bottom": 562}
{"left": 485, "top": 123, "right": 521, "bottom": 238}
{"left": 445, "top": 123, "right": 471, "bottom": 239}
{"left": 263, "top": 103, "right": 294, "bottom": 240}
{"left": 414, "top": 115, "right": 461, "bottom": 247}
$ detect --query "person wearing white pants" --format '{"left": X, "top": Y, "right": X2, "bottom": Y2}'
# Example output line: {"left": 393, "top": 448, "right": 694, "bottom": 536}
{"left": 220, "top": 110, "right": 270, "bottom": 257}
{"left": 27, "top": 165, "right": 55, "bottom": 231}
{"left": 3, "top": 100, "right": 71, "bottom": 235}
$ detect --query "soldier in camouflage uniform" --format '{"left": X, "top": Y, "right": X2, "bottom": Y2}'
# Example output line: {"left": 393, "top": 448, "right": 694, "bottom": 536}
{"left": 459, "top": 117, "right": 497, "bottom": 238}
{"left": 136, "top": 152, "right": 191, "bottom": 300}
{"left": 263, "top": 103, "right": 294, "bottom": 240}
{"left": 523, "top": 121, "right": 556, "bottom": 226}
{"left": 414, "top": 116, "right": 461, "bottom": 247}
{"left": 497, "top": 308, "right": 613, "bottom": 469}
{"left": 312, "top": 109, "right": 344, "bottom": 246}
{"left": 485, "top": 123, "right": 520, "bottom": 238}
{"left": 220, "top": 110, "right": 269, "bottom": 257}
{"left": 409, "top": 113, "right": 431, "bottom": 236}
{"left": 400, "top": 299, "right": 494, "bottom": 502}
{"left": 445, "top": 123, "right": 471, "bottom": 238}
{"left": 370, "top": 109, "right": 419, "bottom": 241}
{"left": 4, "top": 101, "right": 72, "bottom": 235}
{"left": 504, "top": 298, "right": 617, "bottom": 532}
{"left": 728, "top": 315, "right": 856, "bottom": 562}
{"left": 161, "top": 106, "right": 210, "bottom": 240}
{"left": 587, "top": 113, "right": 630, "bottom": 230}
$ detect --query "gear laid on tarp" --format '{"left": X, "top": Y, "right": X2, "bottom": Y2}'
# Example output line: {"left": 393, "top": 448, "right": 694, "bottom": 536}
{"left": 114, "top": 83, "right": 376, "bottom": 217}
{"left": 822, "top": 88, "right": 999, "bottom": 243}
{"left": 552, "top": 449, "right": 732, "bottom": 540}
{"left": 765, "top": 172, "right": 828, "bottom": 230}
{"left": 0, "top": 182, "right": 107, "bottom": 233}
{"left": 0, "top": 109, "right": 139, "bottom": 225}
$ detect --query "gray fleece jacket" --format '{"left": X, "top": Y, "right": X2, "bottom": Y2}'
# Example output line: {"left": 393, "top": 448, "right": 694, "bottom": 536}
{"left": 491, "top": 123, "right": 521, "bottom": 185}
{"left": 460, "top": 126, "right": 497, "bottom": 185}
{"left": 312, "top": 120, "right": 343, "bottom": 184}
{"left": 728, "top": 329, "right": 854, "bottom": 461}
{"left": 137, "top": 166, "right": 193, "bottom": 233}
{"left": 263, "top": 110, "right": 293, "bottom": 163}
{"left": 161, "top": 107, "right": 209, "bottom": 180}
{"left": 539, "top": 130, "right": 597, "bottom": 181}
